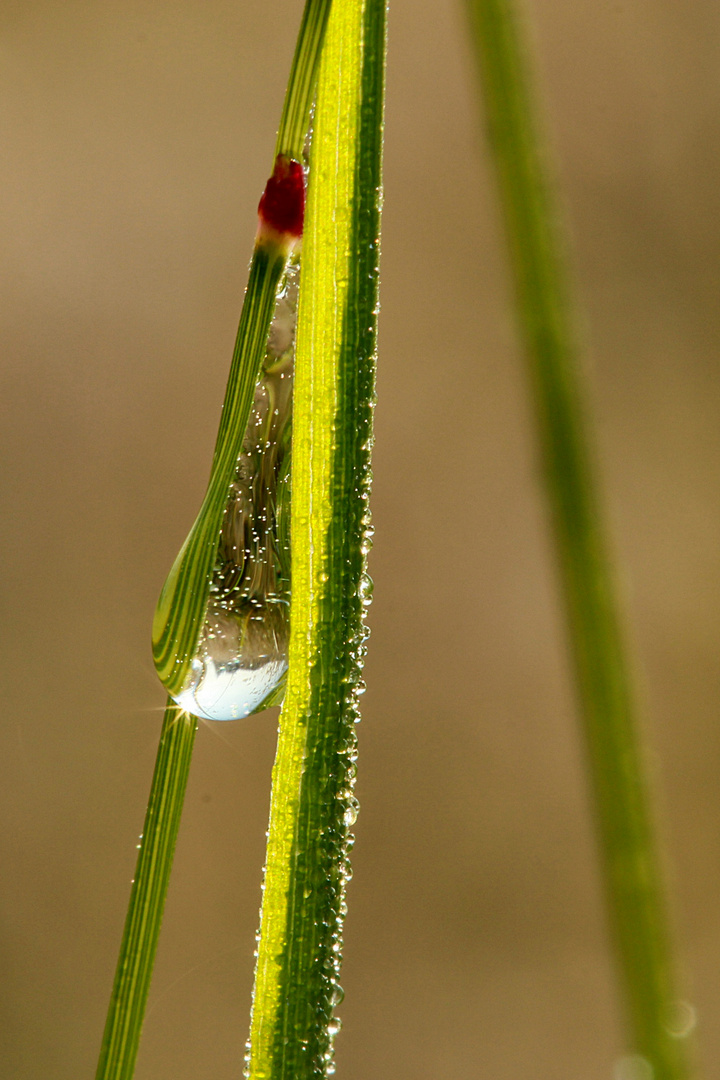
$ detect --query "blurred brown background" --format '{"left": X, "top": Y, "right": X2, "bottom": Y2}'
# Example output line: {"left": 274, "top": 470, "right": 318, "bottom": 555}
{"left": 1, "top": 1, "right": 719, "bottom": 1077}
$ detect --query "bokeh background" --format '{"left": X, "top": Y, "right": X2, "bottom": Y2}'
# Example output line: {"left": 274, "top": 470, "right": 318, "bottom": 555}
{"left": 1, "top": 1, "right": 719, "bottom": 1076}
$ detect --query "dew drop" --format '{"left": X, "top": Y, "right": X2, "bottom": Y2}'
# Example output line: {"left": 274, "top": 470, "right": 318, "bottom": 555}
{"left": 358, "top": 572, "right": 373, "bottom": 603}
{"left": 173, "top": 262, "right": 299, "bottom": 722}
{"left": 342, "top": 797, "right": 360, "bottom": 827}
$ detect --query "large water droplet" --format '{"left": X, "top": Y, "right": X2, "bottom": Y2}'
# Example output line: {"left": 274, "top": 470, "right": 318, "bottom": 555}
{"left": 173, "top": 263, "right": 298, "bottom": 722}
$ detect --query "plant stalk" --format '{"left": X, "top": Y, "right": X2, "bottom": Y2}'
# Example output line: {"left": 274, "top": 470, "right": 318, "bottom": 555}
{"left": 152, "top": 0, "right": 335, "bottom": 697}
{"left": 247, "top": 0, "right": 387, "bottom": 1074}
{"left": 97, "top": 3, "right": 334, "bottom": 1077}
{"left": 466, "top": 0, "right": 693, "bottom": 1075}
{"left": 95, "top": 702, "right": 197, "bottom": 1080}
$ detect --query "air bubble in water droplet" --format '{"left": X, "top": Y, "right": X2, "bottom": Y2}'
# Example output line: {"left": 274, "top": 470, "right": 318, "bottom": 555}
{"left": 172, "top": 263, "right": 299, "bottom": 722}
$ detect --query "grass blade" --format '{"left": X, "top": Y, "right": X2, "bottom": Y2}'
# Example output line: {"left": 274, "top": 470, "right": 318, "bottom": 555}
{"left": 152, "top": 0, "right": 334, "bottom": 700}
{"left": 275, "top": 0, "right": 333, "bottom": 160}
{"left": 465, "top": 1, "right": 694, "bottom": 1075}
{"left": 97, "top": 4, "right": 333, "bottom": 1077}
{"left": 247, "top": 0, "right": 387, "bottom": 1075}
{"left": 95, "top": 703, "right": 197, "bottom": 1080}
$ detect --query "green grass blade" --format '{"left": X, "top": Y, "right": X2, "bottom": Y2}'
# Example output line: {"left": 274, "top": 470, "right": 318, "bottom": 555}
{"left": 275, "top": 0, "right": 333, "bottom": 161}
{"left": 466, "top": 1, "right": 694, "bottom": 1075}
{"left": 152, "top": 243, "right": 288, "bottom": 694}
{"left": 95, "top": 702, "right": 197, "bottom": 1080}
{"left": 152, "top": 0, "right": 334, "bottom": 699}
{"left": 98, "top": 5, "right": 334, "bottom": 1077}
{"left": 247, "top": 0, "right": 387, "bottom": 1075}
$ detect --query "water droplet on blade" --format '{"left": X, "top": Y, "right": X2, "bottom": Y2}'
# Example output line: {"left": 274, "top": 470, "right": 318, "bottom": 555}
{"left": 173, "top": 263, "right": 298, "bottom": 722}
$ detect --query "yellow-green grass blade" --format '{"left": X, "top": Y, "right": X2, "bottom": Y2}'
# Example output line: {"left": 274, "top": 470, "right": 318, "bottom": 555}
{"left": 466, "top": 0, "right": 694, "bottom": 1075}
{"left": 247, "top": 0, "right": 386, "bottom": 1075}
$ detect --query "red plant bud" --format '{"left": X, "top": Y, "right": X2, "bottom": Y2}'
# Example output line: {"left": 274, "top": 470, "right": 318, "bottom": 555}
{"left": 258, "top": 155, "right": 305, "bottom": 239}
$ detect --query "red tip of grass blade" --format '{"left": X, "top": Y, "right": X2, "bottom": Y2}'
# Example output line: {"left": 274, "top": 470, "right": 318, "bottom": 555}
{"left": 258, "top": 155, "right": 305, "bottom": 244}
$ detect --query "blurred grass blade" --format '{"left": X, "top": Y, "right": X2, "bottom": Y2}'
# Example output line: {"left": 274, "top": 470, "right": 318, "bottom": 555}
{"left": 247, "top": 0, "right": 386, "bottom": 1075}
{"left": 96, "top": 4, "right": 333, "bottom": 1078}
{"left": 465, "top": 1, "right": 694, "bottom": 1076}
{"left": 95, "top": 702, "right": 197, "bottom": 1080}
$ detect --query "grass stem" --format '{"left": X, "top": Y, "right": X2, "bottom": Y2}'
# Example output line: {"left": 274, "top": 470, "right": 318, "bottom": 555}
{"left": 95, "top": 703, "right": 197, "bottom": 1080}
{"left": 97, "top": 4, "right": 334, "bottom": 1076}
{"left": 466, "top": 0, "right": 694, "bottom": 1075}
{"left": 247, "top": 0, "right": 387, "bottom": 1074}
{"left": 152, "top": 1, "right": 334, "bottom": 698}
